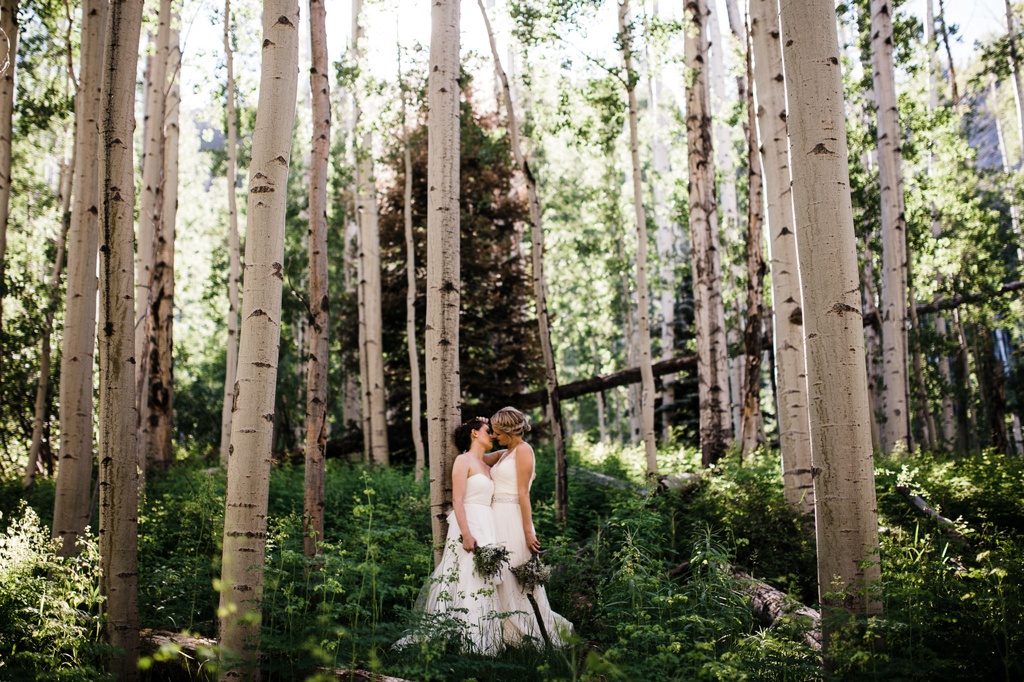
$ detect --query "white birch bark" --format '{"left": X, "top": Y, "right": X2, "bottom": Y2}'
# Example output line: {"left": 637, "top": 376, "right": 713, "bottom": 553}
{"left": 98, "top": 0, "right": 145, "bottom": 676}
{"left": 618, "top": 0, "right": 657, "bottom": 474}
{"left": 217, "top": 2, "right": 299, "bottom": 675}
{"left": 54, "top": 0, "right": 106, "bottom": 556}
{"left": 219, "top": 0, "right": 241, "bottom": 467}
{"left": 685, "top": 0, "right": 731, "bottom": 466}
{"left": 304, "top": 0, "right": 329, "bottom": 559}
{"left": 427, "top": 0, "right": 461, "bottom": 562}
{"left": 749, "top": 0, "right": 812, "bottom": 513}
{"left": 0, "top": 0, "right": 17, "bottom": 357}
{"left": 871, "top": 0, "right": 910, "bottom": 452}
{"left": 149, "top": 25, "right": 179, "bottom": 471}
{"left": 779, "top": 0, "right": 882, "bottom": 631}
{"left": 479, "top": 0, "right": 570, "bottom": 513}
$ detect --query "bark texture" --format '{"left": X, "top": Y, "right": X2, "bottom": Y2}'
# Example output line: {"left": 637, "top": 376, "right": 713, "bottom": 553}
{"left": 304, "top": 0, "right": 330, "bottom": 560}
{"left": 54, "top": 0, "right": 107, "bottom": 556}
{"left": 871, "top": 0, "right": 911, "bottom": 453}
{"left": 0, "top": 0, "right": 16, "bottom": 358}
{"left": 219, "top": 0, "right": 241, "bottom": 467}
{"left": 479, "top": 0, "right": 569, "bottom": 512}
{"left": 749, "top": 0, "right": 813, "bottom": 513}
{"left": 99, "top": 0, "right": 145, "bottom": 676}
{"left": 779, "top": 0, "right": 883, "bottom": 640}
{"left": 427, "top": 0, "right": 461, "bottom": 563}
{"left": 684, "top": 0, "right": 731, "bottom": 467}
{"left": 217, "top": 2, "right": 299, "bottom": 677}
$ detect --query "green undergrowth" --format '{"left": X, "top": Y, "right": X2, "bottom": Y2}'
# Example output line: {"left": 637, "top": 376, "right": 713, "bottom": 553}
{"left": 1, "top": 442, "right": 1022, "bottom": 680}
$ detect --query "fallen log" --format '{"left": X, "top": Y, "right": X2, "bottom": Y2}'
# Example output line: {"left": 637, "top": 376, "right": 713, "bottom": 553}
{"left": 733, "top": 572, "right": 822, "bottom": 650}
{"left": 895, "top": 484, "right": 972, "bottom": 548}
{"left": 139, "top": 630, "right": 414, "bottom": 682}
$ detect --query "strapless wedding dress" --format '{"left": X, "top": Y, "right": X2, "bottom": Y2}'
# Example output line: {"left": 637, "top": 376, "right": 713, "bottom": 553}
{"left": 398, "top": 473, "right": 503, "bottom": 654}
{"left": 491, "top": 445, "right": 574, "bottom": 647}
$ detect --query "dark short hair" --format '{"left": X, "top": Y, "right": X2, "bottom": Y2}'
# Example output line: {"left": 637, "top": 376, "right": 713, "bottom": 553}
{"left": 454, "top": 418, "right": 489, "bottom": 452}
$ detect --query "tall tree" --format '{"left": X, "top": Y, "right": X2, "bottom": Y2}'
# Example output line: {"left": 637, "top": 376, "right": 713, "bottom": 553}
{"left": 740, "top": 21, "right": 765, "bottom": 457}
{"left": 53, "top": 0, "right": 107, "bottom": 556}
{"left": 427, "top": 0, "right": 461, "bottom": 562}
{"left": 871, "top": 0, "right": 910, "bottom": 452}
{"left": 0, "top": 0, "right": 17, "bottom": 369}
{"left": 303, "top": 0, "right": 329, "bottom": 560}
{"left": 617, "top": 0, "right": 657, "bottom": 474}
{"left": 98, "top": 0, "right": 146, "bottom": 675}
{"left": 219, "top": 0, "right": 241, "bottom": 468}
{"left": 351, "top": 0, "right": 388, "bottom": 465}
{"left": 217, "top": 0, "right": 299, "bottom": 674}
{"left": 148, "top": 24, "right": 180, "bottom": 470}
{"left": 399, "top": 48, "right": 425, "bottom": 482}
{"left": 479, "top": 0, "right": 569, "bottom": 515}
{"left": 684, "top": 0, "right": 731, "bottom": 467}
{"left": 779, "top": 0, "right": 883, "bottom": 647}
{"left": 1004, "top": 0, "right": 1024, "bottom": 155}
{"left": 749, "top": 0, "right": 812, "bottom": 512}
{"left": 136, "top": 0, "right": 173, "bottom": 468}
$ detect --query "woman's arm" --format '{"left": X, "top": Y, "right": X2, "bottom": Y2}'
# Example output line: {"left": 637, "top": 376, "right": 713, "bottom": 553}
{"left": 516, "top": 444, "right": 541, "bottom": 554}
{"left": 482, "top": 449, "right": 506, "bottom": 466}
{"left": 451, "top": 456, "right": 476, "bottom": 553}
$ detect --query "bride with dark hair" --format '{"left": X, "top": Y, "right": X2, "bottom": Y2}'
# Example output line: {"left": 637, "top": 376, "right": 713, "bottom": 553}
{"left": 397, "top": 417, "right": 504, "bottom": 654}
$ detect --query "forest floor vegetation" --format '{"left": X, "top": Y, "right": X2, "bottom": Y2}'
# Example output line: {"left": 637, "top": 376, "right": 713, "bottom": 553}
{"left": 0, "top": 439, "right": 1022, "bottom": 680}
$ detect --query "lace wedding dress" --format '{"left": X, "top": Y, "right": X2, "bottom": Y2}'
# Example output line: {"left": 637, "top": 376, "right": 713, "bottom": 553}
{"left": 397, "top": 473, "right": 504, "bottom": 654}
{"left": 491, "top": 445, "right": 574, "bottom": 647}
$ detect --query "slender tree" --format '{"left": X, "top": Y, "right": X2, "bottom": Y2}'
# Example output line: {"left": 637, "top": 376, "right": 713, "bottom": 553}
{"left": 398, "top": 47, "right": 426, "bottom": 482}
{"left": 1004, "top": 0, "right": 1024, "bottom": 155}
{"left": 779, "top": 0, "right": 883, "bottom": 647}
{"left": 136, "top": 0, "right": 173, "bottom": 467}
{"left": 749, "top": 0, "right": 813, "bottom": 512}
{"left": 740, "top": 22, "right": 765, "bottom": 457}
{"left": 219, "top": 0, "right": 241, "bottom": 468}
{"left": 871, "top": 0, "right": 911, "bottom": 453}
{"left": 217, "top": 1, "right": 299, "bottom": 675}
{"left": 53, "top": 0, "right": 107, "bottom": 556}
{"left": 303, "top": 0, "right": 330, "bottom": 560}
{"left": 99, "top": 0, "right": 146, "bottom": 675}
{"left": 684, "top": 0, "right": 731, "bottom": 466}
{"left": 936, "top": 0, "right": 959, "bottom": 110}
{"left": 0, "top": 0, "right": 17, "bottom": 366}
{"left": 427, "top": 0, "right": 461, "bottom": 562}
{"left": 479, "top": 0, "right": 570, "bottom": 514}
{"left": 149, "top": 25, "right": 180, "bottom": 470}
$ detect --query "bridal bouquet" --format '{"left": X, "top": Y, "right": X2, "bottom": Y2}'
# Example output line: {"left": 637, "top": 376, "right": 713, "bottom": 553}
{"left": 510, "top": 553, "right": 552, "bottom": 592}
{"left": 472, "top": 543, "right": 510, "bottom": 580}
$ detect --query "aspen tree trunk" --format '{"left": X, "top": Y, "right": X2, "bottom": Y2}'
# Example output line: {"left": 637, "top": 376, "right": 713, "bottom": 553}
{"left": 400, "top": 58, "right": 426, "bottom": 483}
{"left": 926, "top": 0, "right": 956, "bottom": 448}
{"left": 479, "top": 0, "right": 569, "bottom": 515}
{"left": 98, "top": 0, "right": 145, "bottom": 676}
{"left": 617, "top": 0, "right": 658, "bottom": 474}
{"left": 148, "top": 26, "right": 179, "bottom": 471}
{"left": 351, "top": 1, "right": 370, "bottom": 464}
{"left": 1005, "top": 0, "right": 1024, "bottom": 158}
{"left": 136, "top": 0, "right": 172, "bottom": 457}
{"left": 303, "top": 0, "right": 329, "bottom": 560}
{"left": 862, "top": 255, "right": 884, "bottom": 452}
{"left": 685, "top": 0, "right": 731, "bottom": 467}
{"left": 427, "top": 0, "right": 461, "bottom": 563}
{"left": 779, "top": 0, "right": 883, "bottom": 644}
{"left": 740, "top": 26, "right": 764, "bottom": 458}
{"left": 54, "top": 0, "right": 106, "bottom": 556}
{"left": 219, "top": 0, "right": 241, "bottom": 468}
{"left": 351, "top": 0, "right": 388, "bottom": 465}
{"left": 749, "top": 0, "right": 813, "bottom": 512}
{"left": 217, "top": 1, "right": 298, "bottom": 675}
{"left": 25, "top": 151, "right": 73, "bottom": 490}
{"left": 0, "top": 0, "right": 16, "bottom": 367}
{"left": 707, "top": 5, "right": 744, "bottom": 439}
{"left": 936, "top": 0, "right": 959, "bottom": 112}
{"left": 991, "top": 79, "right": 1024, "bottom": 263}
{"left": 871, "top": 0, "right": 911, "bottom": 453}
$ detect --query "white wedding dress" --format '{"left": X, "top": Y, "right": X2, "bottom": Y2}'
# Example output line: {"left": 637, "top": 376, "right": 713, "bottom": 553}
{"left": 398, "top": 473, "right": 504, "bottom": 655}
{"left": 491, "top": 445, "right": 574, "bottom": 647}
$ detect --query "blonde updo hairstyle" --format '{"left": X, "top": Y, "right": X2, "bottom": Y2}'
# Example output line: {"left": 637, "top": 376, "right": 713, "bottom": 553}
{"left": 490, "top": 406, "right": 531, "bottom": 438}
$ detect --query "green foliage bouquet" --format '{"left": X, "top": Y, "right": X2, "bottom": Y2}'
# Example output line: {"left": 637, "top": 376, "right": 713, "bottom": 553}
{"left": 510, "top": 553, "right": 552, "bottom": 592}
{"left": 472, "top": 543, "right": 510, "bottom": 580}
